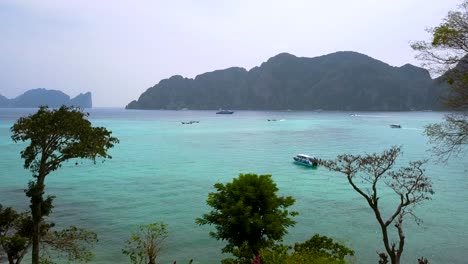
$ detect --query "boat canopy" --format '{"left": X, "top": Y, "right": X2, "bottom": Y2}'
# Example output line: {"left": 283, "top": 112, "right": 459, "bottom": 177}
{"left": 296, "top": 154, "right": 317, "bottom": 160}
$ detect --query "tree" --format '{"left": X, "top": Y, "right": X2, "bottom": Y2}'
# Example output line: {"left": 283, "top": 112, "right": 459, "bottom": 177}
{"left": 196, "top": 173, "right": 297, "bottom": 263}
{"left": 320, "top": 147, "right": 434, "bottom": 264}
{"left": 122, "top": 222, "right": 168, "bottom": 264}
{"left": 293, "top": 234, "right": 354, "bottom": 262}
{"left": 40, "top": 226, "right": 98, "bottom": 263}
{"left": 412, "top": 0, "right": 468, "bottom": 161}
{"left": 10, "top": 106, "right": 119, "bottom": 264}
{"left": 425, "top": 114, "right": 468, "bottom": 160}
{"left": 411, "top": 0, "right": 468, "bottom": 77}
{"left": 0, "top": 204, "right": 97, "bottom": 264}
{"left": 0, "top": 204, "right": 33, "bottom": 264}
{"left": 259, "top": 235, "right": 354, "bottom": 264}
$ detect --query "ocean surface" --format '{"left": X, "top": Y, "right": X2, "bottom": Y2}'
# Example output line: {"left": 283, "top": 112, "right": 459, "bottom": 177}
{"left": 0, "top": 108, "right": 466, "bottom": 264}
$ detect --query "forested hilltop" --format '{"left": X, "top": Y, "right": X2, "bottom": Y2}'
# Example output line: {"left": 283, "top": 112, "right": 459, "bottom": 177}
{"left": 126, "top": 51, "right": 447, "bottom": 111}
{"left": 0, "top": 88, "right": 92, "bottom": 108}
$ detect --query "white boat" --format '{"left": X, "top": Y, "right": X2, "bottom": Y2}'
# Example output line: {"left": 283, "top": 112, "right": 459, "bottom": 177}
{"left": 293, "top": 154, "right": 318, "bottom": 167}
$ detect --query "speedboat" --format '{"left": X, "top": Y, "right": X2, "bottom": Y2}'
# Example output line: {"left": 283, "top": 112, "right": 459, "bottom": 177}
{"left": 293, "top": 154, "right": 318, "bottom": 167}
{"left": 390, "top": 124, "right": 401, "bottom": 128}
{"left": 216, "top": 110, "right": 234, "bottom": 114}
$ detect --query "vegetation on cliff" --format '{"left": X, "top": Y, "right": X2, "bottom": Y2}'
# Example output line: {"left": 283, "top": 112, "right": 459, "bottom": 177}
{"left": 127, "top": 52, "right": 446, "bottom": 111}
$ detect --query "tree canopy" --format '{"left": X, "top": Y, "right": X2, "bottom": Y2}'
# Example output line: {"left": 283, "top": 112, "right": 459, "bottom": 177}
{"left": 11, "top": 106, "right": 118, "bottom": 177}
{"left": 412, "top": 1, "right": 468, "bottom": 78}
{"left": 259, "top": 235, "right": 354, "bottom": 264}
{"left": 196, "top": 173, "right": 297, "bottom": 263}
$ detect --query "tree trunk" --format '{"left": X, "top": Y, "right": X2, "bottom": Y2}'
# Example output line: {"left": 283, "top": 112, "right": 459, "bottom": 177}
{"left": 31, "top": 194, "right": 41, "bottom": 264}
{"left": 28, "top": 181, "right": 44, "bottom": 264}
{"left": 390, "top": 254, "right": 400, "bottom": 264}
{"left": 8, "top": 254, "right": 14, "bottom": 264}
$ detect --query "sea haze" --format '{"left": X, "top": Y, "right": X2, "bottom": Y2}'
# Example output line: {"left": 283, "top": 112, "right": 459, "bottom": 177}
{"left": 0, "top": 109, "right": 466, "bottom": 263}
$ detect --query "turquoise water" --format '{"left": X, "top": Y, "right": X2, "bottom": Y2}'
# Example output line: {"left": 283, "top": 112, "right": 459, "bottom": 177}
{"left": 0, "top": 109, "right": 466, "bottom": 264}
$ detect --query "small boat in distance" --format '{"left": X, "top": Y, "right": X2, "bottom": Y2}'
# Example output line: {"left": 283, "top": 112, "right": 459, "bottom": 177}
{"left": 293, "top": 154, "right": 319, "bottom": 167}
{"left": 390, "top": 124, "right": 402, "bottom": 128}
{"left": 181, "top": 120, "right": 199, "bottom": 124}
{"left": 216, "top": 110, "right": 234, "bottom": 114}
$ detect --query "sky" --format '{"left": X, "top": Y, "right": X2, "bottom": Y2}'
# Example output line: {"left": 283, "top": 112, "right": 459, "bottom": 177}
{"left": 0, "top": 0, "right": 461, "bottom": 107}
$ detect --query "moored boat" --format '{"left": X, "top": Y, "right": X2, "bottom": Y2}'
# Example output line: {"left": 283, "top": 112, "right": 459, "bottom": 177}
{"left": 216, "top": 110, "right": 234, "bottom": 114}
{"left": 293, "top": 154, "right": 318, "bottom": 167}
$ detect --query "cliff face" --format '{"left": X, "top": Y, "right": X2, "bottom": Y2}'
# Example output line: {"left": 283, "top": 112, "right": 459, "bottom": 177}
{"left": 0, "top": 88, "right": 92, "bottom": 108}
{"left": 127, "top": 51, "right": 447, "bottom": 111}
{"left": 12, "top": 89, "right": 70, "bottom": 108}
{"left": 70, "top": 92, "right": 92, "bottom": 108}
{"left": 0, "top": 95, "right": 10, "bottom": 107}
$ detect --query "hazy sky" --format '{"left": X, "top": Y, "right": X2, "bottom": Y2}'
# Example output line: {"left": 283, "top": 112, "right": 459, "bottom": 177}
{"left": 0, "top": 0, "right": 461, "bottom": 107}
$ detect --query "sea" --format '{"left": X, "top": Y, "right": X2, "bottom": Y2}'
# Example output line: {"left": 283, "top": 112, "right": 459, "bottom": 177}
{"left": 0, "top": 108, "right": 466, "bottom": 264}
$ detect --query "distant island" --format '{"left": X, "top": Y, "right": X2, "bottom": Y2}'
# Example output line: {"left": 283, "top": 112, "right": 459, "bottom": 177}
{"left": 0, "top": 88, "right": 92, "bottom": 108}
{"left": 126, "top": 51, "right": 448, "bottom": 111}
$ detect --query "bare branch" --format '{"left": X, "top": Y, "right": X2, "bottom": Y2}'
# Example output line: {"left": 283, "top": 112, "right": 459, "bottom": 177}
{"left": 320, "top": 147, "right": 433, "bottom": 264}
{"left": 425, "top": 113, "right": 468, "bottom": 162}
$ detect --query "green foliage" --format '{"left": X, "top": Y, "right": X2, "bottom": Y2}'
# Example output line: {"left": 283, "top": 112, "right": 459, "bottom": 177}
{"left": 0, "top": 204, "right": 33, "bottom": 264}
{"left": 432, "top": 25, "right": 464, "bottom": 47}
{"left": 41, "top": 226, "right": 98, "bottom": 263}
{"left": 11, "top": 105, "right": 119, "bottom": 177}
{"left": 411, "top": 0, "right": 468, "bottom": 75}
{"left": 25, "top": 181, "right": 55, "bottom": 219}
{"left": 10, "top": 105, "right": 118, "bottom": 264}
{"left": 196, "top": 173, "right": 297, "bottom": 262}
{"left": 218, "top": 242, "right": 258, "bottom": 264}
{"left": 260, "top": 235, "right": 354, "bottom": 264}
{"left": 122, "top": 222, "right": 168, "bottom": 264}
{"left": 261, "top": 249, "right": 343, "bottom": 264}
{"left": 1, "top": 204, "right": 98, "bottom": 264}
{"left": 293, "top": 234, "right": 354, "bottom": 261}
